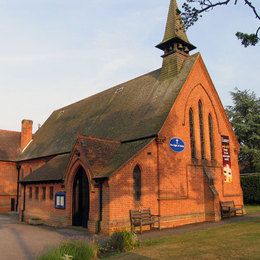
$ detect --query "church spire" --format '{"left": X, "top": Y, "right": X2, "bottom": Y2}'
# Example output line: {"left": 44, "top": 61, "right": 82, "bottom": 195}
{"left": 156, "top": 0, "right": 196, "bottom": 54}
{"left": 156, "top": 0, "right": 196, "bottom": 81}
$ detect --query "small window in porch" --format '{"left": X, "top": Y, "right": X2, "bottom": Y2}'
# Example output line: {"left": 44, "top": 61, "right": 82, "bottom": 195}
{"left": 49, "top": 186, "right": 54, "bottom": 200}
{"left": 29, "top": 187, "right": 32, "bottom": 199}
{"left": 35, "top": 187, "right": 39, "bottom": 200}
{"left": 42, "top": 187, "right": 46, "bottom": 200}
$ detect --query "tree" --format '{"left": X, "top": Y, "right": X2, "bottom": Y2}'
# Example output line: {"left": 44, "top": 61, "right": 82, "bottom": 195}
{"left": 180, "top": 0, "right": 260, "bottom": 47}
{"left": 226, "top": 88, "right": 260, "bottom": 173}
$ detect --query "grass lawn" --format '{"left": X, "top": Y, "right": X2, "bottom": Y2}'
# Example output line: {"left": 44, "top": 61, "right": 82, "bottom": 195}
{"left": 106, "top": 206, "right": 260, "bottom": 260}
{"left": 245, "top": 204, "right": 260, "bottom": 214}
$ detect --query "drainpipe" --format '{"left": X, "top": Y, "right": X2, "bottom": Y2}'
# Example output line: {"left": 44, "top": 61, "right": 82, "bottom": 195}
{"left": 156, "top": 139, "right": 161, "bottom": 217}
{"left": 16, "top": 163, "right": 21, "bottom": 211}
{"left": 97, "top": 180, "right": 103, "bottom": 233}
{"left": 22, "top": 184, "right": 26, "bottom": 222}
{"left": 156, "top": 136, "right": 166, "bottom": 218}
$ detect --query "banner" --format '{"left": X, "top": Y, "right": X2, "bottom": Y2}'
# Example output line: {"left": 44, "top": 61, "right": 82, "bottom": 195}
{"left": 221, "top": 135, "right": 232, "bottom": 183}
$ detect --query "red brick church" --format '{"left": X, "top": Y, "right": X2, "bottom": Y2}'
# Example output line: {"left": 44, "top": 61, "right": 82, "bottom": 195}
{"left": 0, "top": 0, "right": 244, "bottom": 234}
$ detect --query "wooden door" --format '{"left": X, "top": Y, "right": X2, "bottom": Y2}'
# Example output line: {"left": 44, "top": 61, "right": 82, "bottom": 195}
{"left": 72, "top": 168, "right": 89, "bottom": 228}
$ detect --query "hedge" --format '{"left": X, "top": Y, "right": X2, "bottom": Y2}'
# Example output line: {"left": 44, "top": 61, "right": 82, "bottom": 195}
{"left": 241, "top": 173, "right": 260, "bottom": 204}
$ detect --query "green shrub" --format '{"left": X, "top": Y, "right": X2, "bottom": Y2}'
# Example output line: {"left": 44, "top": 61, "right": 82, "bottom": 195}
{"left": 38, "top": 240, "right": 97, "bottom": 260}
{"left": 241, "top": 173, "right": 260, "bottom": 204}
{"left": 99, "top": 231, "right": 139, "bottom": 256}
{"left": 108, "top": 231, "right": 139, "bottom": 252}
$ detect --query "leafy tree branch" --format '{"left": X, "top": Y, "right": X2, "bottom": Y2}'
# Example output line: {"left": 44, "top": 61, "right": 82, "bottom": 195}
{"left": 181, "top": 0, "right": 260, "bottom": 47}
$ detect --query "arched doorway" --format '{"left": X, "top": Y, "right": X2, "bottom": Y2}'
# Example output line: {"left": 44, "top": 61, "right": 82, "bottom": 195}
{"left": 72, "top": 167, "right": 89, "bottom": 228}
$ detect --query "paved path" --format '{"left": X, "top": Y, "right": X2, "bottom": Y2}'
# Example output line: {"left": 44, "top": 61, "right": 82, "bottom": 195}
{"left": 0, "top": 214, "right": 98, "bottom": 260}
{"left": 0, "top": 212, "right": 259, "bottom": 260}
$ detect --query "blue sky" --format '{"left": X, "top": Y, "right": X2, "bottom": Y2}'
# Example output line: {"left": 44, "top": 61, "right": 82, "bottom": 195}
{"left": 0, "top": 0, "right": 259, "bottom": 132}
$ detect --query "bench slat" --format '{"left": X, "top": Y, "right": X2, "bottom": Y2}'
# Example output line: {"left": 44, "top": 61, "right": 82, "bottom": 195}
{"left": 130, "top": 208, "right": 160, "bottom": 234}
{"left": 220, "top": 200, "right": 243, "bottom": 218}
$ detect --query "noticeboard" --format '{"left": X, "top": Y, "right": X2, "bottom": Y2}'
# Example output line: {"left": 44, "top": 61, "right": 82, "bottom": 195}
{"left": 55, "top": 191, "right": 66, "bottom": 209}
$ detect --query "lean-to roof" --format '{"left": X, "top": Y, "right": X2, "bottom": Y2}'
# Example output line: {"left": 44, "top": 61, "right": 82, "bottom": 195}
{"left": 21, "top": 154, "right": 70, "bottom": 183}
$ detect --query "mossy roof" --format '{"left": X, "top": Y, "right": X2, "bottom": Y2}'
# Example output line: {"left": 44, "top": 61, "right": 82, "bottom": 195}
{"left": 21, "top": 154, "right": 70, "bottom": 183}
{"left": 20, "top": 53, "right": 199, "bottom": 183}
{"left": 79, "top": 136, "right": 154, "bottom": 179}
{"left": 0, "top": 130, "right": 21, "bottom": 161}
{"left": 20, "top": 53, "right": 199, "bottom": 162}
{"left": 21, "top": 137, "right": 153, "bottom": 183}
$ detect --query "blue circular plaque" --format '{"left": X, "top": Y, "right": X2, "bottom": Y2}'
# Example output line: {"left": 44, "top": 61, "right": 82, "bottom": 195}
{"left": 169, "top": 138, "right": 185, "bottom": 153}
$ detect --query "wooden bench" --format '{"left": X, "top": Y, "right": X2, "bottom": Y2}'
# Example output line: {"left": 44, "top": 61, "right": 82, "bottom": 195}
{"left": 220, "top": 201, "right": 244, "bottom": 218}
{"left": 130, "top": 208, "right": 160, "bottom": 234}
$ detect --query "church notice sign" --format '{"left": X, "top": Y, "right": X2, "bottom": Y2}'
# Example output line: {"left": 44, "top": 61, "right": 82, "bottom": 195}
{"left": 169, "top": 138, "right": 185, "bottom": 153}
{"left": 221, "top": 135, "right": 232, "bottom": 183}
{"left": 55, "top": 192, "right": 66, "bottom": 209}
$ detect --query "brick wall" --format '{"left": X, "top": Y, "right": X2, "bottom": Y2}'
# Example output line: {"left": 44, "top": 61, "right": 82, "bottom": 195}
{"left": 22, "top": 183, "right": 68, "bottom": 226}
{"left": 0, "top": 161, "right": 17, "bottom": 212}
{"left": 103, "top": 55, "right": 243, "bottom": 233}
{"left": 17, "top": 55, "right": 243, "bottom": 234}
{"left": 19, "top": 152, "right": 101, "bottom": 233}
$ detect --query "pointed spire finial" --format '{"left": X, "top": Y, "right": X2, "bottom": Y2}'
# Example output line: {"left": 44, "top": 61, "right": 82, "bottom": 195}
{"left": 156, "top": 0, "right": 197, "bottom": 81}
{"left": 156, "top": 0, "right": 196, "bottom": 54}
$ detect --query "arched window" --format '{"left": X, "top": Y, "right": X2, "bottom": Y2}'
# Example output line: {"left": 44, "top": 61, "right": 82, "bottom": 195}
{"left": 189, "top": 108, "right": 196, "bottom": 159}
{"left": 133, "top": 165, "right": 141, "bottom": 201}
{"left": 208, "top": 114, "right": 215, "bottom": 161}
{"left": 198, "top": 101, "right": 205, "bottom": 160}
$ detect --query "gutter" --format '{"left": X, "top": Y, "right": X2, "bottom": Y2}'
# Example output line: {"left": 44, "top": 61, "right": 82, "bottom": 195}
{"left": 17, "top": 151, "right": 71, "bottom": 163}
{"left": 20, "top": 179, "right": 63, "bottom": 185}
{"left": 121, "top": 134, "right": 158, "bottom": 144}
{"left": 156, "top": 136, "right": 166, "bottom": 217}
{"left": 98, "top": 181, "right": 103, "bottom": 233}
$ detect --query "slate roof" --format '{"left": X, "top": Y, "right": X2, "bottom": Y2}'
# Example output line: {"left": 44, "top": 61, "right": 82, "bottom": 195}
{"left": 21, "top": 154, "right": 70, "bottom": 183}
{"left": 156, "top": 0, "right": 196, "bottom": 51}
{"left": 80, "top": 136, "right": 154, "bottom": 179}
{"left": 19, "top": 52, "right": 199, "bottom": 183}
{"left": 162, "top": 0, "right": 189, "bottom": 43}
{"left": 20, "top": 53, "right": 199, "bottom": 162}
{"left": 0, "top": 130, "right": 21, "bottom": 161}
